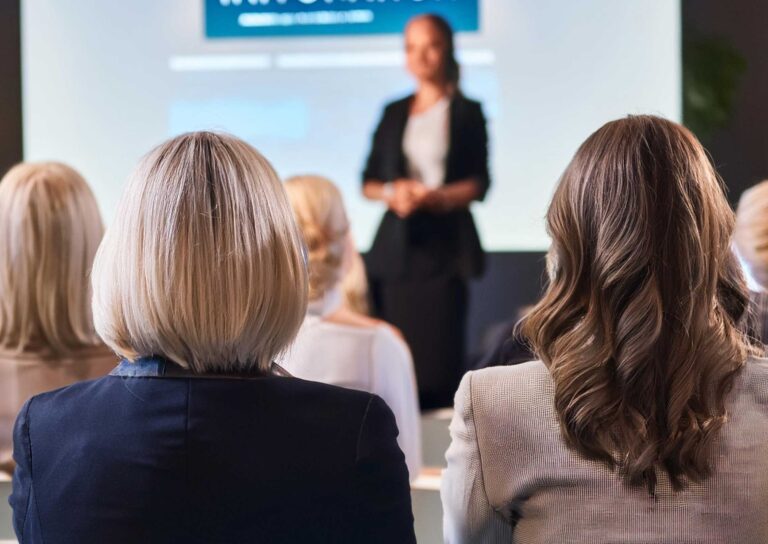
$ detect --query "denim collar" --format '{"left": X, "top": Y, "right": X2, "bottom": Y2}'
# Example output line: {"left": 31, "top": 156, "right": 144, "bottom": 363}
{"left": 110, "top": 356, "right": 291, "bottom": 379}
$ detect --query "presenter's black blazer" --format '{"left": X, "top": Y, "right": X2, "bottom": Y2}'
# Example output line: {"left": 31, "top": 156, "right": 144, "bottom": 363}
{"left": 10, "top": 358, "right": 416, "bottom": 544}
{"left": 363, "top": 93, "right": 490, "bottom": 281}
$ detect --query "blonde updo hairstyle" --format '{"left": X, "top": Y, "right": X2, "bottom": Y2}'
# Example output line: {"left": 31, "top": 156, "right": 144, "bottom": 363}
{"left": 285, "top": 175, "right": 351, "bottom": 301}
{"left": 734, "top": 180, "right": 768, "bottom": 290}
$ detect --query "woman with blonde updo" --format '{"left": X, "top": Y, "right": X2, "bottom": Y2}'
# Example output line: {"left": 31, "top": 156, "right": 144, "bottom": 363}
{"left": 0, "top": 162, "right": 116, "bottom": 474}
{"left": 283, "top": 175, "right": 422, "bottom": 482}
{"left": 734, "top": 179, "right": 768, "bottom": 345}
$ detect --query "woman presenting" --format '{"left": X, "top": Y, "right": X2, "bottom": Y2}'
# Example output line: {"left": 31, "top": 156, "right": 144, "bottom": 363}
{"left": 362, "top": 14, "right": 490, "bottom": 409}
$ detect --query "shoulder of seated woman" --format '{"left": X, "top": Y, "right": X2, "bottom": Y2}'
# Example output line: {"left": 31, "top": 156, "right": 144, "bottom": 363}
{"left": 323, "top": 308, "right": 399, "bottom": 336}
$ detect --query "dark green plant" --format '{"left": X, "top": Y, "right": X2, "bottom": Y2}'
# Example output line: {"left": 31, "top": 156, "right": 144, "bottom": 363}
{"left": 683, "top": 36, "right": 747, "bottom": 140}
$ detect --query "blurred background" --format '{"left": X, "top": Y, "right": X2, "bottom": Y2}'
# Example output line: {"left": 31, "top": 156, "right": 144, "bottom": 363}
{"left": 0, "top": 0, "right": 763, "bottom": 365}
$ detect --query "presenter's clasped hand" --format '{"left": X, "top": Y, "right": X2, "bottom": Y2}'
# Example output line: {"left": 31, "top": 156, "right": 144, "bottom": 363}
{"left": 386, "top": 180, "right": 452, "bottom": 217}
{"left": 419, "top": 188, "right": 450, "bottom": 213}
{"left": 387, "top": 179, "right": 426, "bottom": 218}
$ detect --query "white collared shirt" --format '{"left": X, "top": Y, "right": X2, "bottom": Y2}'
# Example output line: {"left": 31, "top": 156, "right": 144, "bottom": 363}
{"left": 403, "top": 97, "right": 450, "bottom": 189}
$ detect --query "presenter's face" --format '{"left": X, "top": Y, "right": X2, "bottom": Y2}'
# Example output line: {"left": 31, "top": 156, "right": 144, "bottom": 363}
{"left": 404, "top": 18, "right": 447, "bottom": 84}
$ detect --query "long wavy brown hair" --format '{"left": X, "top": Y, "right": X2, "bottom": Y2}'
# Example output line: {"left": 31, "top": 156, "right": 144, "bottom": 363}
{"left": 522, "top": 115, "right": 751, "bottom": 492}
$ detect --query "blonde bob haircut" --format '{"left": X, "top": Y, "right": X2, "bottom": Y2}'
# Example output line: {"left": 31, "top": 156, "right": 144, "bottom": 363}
{"left": 284, "top": 175, "right": 350, "bottom": 301}
{"left": 91, "top": 132, "right": 308, "bottom": 373}
{"left": 0, "top": 162, "right": 104, "bottom": 355}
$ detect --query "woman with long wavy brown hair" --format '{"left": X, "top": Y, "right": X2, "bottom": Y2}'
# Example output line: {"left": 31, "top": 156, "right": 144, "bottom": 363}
{"left": 441, "top": 115, "right": 768, "bottom": 543}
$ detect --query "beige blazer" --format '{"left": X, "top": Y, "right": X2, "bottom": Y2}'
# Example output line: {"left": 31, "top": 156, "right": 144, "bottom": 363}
{"left": 0, "top": 345, "right": 118, "bottom": 473}
{"left": 442, "top": 358, "right": 768, "bottom": 543}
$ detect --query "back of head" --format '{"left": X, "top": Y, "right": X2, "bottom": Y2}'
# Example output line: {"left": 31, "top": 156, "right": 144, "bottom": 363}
{"left": 734, "top": 180, "right": 768, "bottom": 290}
{"left": 92, "top": 132, "right": 308, "bottom": 373}
{"left": 522, "top": 115, "right": 750, "bottom": 491}
{"left": 0, "top": 162, "right": 104, "bottom": 355}
{"left": 284, "top": 175, "right": 350, "bottom": 301}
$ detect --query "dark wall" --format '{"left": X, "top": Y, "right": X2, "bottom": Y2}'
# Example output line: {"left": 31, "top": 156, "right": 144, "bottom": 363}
{"left": 0, "top": 0, "right": 22, "bottom": 174}
{"left": 466, "top": 252, "right": 545, "bottom": 362}
{"left": 683, "top": 0, "right": 768, "bottom": 204}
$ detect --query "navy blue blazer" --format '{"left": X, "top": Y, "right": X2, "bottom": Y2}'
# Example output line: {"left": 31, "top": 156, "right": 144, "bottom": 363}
{"left": 10, "top": 358, "right": 416, "bottom": 543}
{"left": 362, "top": 93, "right": 490, "bottom": 281}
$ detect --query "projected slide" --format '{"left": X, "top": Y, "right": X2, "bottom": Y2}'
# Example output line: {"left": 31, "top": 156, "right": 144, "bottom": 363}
{"left": 21, "top": 0, "right": 680, "bottom": 251}
{"left": 205, "top": 0, "right": 479, "bottom": 38}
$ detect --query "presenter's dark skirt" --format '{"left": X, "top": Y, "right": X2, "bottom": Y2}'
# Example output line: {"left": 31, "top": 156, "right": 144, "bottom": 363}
{"left": 371, "top": 275, "right": 467, "bottom": 410}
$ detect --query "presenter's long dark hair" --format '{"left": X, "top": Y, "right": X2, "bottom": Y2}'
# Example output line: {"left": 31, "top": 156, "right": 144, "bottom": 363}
{"left": 419, "top": 14, "right": 461, "bottom": 88}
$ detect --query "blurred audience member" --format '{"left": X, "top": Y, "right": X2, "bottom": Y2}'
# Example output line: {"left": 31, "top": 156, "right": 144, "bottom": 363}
{"left": 473, "top": 305, "right": 535, "bottom": 369}
{"left": 284, "top": 175, "right": 422, "bottom": 482}
{"left": 0, "top": 162, "right": 116, "bottom": 475}
{"left": 734, "top": 179, "right": 768, "bottom": 347}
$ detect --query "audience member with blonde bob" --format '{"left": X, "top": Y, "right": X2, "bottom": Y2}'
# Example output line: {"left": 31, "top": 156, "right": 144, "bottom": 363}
{"left": 282, "top": 175, "right": 422, "bottom": 482}
{"left": 10, "top": 133, "right": 416, "bottom": 543}
{"left": 442, "top": 116, "right": 768, "bottom": 543}
{"left": 734, "top": 179, "right": 768, "bottom": 345}
{"left": 0, "top": 162, "right": 116, "bottom": 475}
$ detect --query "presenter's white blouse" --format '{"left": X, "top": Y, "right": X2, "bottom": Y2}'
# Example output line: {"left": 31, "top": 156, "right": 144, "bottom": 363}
{"left": 281, "top": 289, "right": 422, "bottom": 481}
{"left": 403, "top": 96, "right": 450, "bottom": 189}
